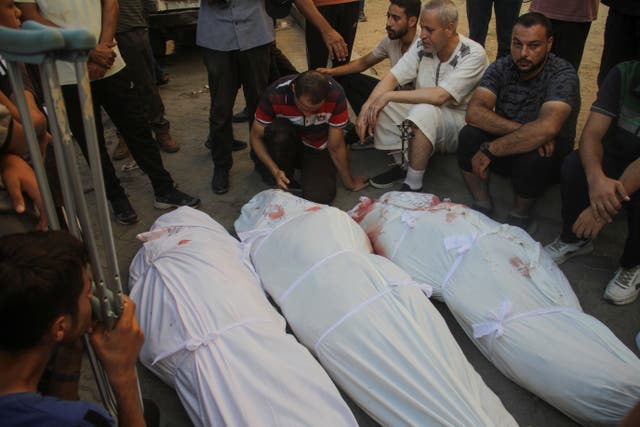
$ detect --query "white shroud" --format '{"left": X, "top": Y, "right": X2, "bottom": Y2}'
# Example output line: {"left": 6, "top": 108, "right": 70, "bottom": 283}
{"left": 235, "top": 190, "right": 517, "bottom": 427}
{"left": 351, "top": 191, "right": 640, "bottom": 426}
{"left": 129, "top": 207, "right": 357, "bottom": 427}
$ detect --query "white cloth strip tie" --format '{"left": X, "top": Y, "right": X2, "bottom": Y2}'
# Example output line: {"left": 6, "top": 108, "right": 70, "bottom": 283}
{"left": 346, "top": 196, "right": 371, "bottom": 218}
{"left": 278, "top": 249, "right": 353, "bottom": 305}
{"left": 390, "top": 210, "right": 427, "bottom": 260}
{"left": 151, "top": 317, "right": 275, "bottom": 366}
{"left": 472, "top": 298, "right": 579, "bottom": 339}
{"left": 440, "top": 232, "right": 479, "bottom": 292}
{"left": 314, "top": 279, "right": 433, "bottom": 354}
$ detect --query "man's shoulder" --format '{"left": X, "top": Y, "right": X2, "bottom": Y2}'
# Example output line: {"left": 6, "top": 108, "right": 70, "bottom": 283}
{"left": 458, "top": 35, "right": 486, "bottom": 58}
{"left": 0, "top": 392, "right": 113, "bottom": 427}
{"left": 545, "top": 54, "right": 579, "bottom": 78}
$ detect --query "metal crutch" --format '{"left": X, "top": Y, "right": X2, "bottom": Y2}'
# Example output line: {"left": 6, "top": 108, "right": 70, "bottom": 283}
{"left": 0, "top": 21, "right": 139, "bottom": 419}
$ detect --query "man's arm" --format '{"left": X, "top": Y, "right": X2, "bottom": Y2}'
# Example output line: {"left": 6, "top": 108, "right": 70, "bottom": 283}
{"left": 485, "top": 100, "right": 572, "bottom": 156}
{"left": 90, "top": 296, "right": 145, "bottom": 427}
{"left": 293, "top": 0, "right": 348, "bottom": 62}
{"left": 327, "top": 126, "right": 368, "bottom": 191}
{"left": 317, "top": 52, "right": 382, "bottom": 77}
{"left": 579, "top": 111, "right": 631, "bottom": 222}
{"left": 15, "top": 3, "right": 59, "bottom": 27}
{"left": 465, "top": 87, "right": 522, "bottom": 136}
{"left": 356, "top": 72, "right": 400, "bottom": 140}
{"left": 250, "top": 121, "right": 292, "bottom": 191}
{"left": 382, "top": 86, "right": 452, "bottom": 106}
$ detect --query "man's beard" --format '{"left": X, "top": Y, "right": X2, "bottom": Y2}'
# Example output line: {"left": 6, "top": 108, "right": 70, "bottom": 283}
{"left": 516, "top": 52, "right": 548, "bottom": 75}
{"left": 387, "top": 26, "right": 408, "bottom": 40}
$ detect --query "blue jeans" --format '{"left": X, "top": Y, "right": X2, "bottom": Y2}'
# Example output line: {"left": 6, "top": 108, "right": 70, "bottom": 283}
{"left": 466, "top": 0, "right": 522, "bottom": 58}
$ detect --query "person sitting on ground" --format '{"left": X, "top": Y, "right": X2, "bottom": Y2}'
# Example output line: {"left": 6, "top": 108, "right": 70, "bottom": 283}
{"left": 356, "top": 0, "right": 488, "bottom": 192}
{"left": 0, "top": 231, "right": 145, "bottom": 427}
{"left": 317, "top": 0, "right": 421, "bottom": 149}
{"left": 251, "top": 70, "right": 369, "bottom": 204}
{"left": 18, "top": 0, "right": 200, "bottom": 225}
{"left": 544, "top": 61, "right": 640, "bottom": 305}
{"left": 457, "top": 12, "right": 580, "bottom": 233}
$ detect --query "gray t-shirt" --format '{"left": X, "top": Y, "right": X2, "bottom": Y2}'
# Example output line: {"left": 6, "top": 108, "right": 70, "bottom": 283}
{"left": 480, "top": 53, "right": 580, "bottom": 152}
{"left": 117, "top": 0, "right": 147, "bottom": 33}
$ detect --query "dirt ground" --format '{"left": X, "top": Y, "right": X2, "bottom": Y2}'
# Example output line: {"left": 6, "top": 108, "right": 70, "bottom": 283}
{"left": 356, "top": 0, "right": 606, "bottom": 133}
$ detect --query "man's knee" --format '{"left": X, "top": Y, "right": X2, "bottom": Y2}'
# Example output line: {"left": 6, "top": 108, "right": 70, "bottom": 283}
{"left": 560, "top": 150, "right": 585, "bottom": 185}
{"left": 457, "top": 125, "right": 488, "bottom": 171}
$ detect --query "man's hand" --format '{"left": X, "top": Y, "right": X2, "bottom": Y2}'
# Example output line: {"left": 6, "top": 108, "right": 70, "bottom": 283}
{"left": 321, "top": 29, "right": 348, "bottom": 63}
{"left": 90, "top": 296, "right": 144, "bottom": 386}
{"left": 316, "top": 67, "right": 333, "bottom": 76}
{"left": 348, "top": 175, "right": 369, "bottom": 191}
{"left": 356, "top": 94, "right": 389, "bottom": 143}
{"left": 273, "top": 169, "right": 291, "bottom": 191}
{"left": 0, "top": 153, "right": 47, "bottom": 230}
{"left": 88, "top": 62, "right": 108, "bottom": 81}
{"left": 89, "top": 41, "right": 117, "bottom": 69}
{"left": 588, "top": 174, "right": 629, "bottom": 223}
{"left": 572, "top": 206, "right": 606, "bottom": 239}
{"left": 538, "top": 139, "right": 555, "bottom": 157}
{"left": 471, "top": 150, "right": 491, "bottom": 179}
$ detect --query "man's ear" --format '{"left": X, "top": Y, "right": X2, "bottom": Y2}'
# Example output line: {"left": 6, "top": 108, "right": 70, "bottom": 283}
{"left": 547, "top": 35, "right": 554, "bottom": 53}
{"left": 48, "top": 315, "right": 70, "bottom": 343}
{"left": 408, "top": 16, "right": 418, "bottom": 29}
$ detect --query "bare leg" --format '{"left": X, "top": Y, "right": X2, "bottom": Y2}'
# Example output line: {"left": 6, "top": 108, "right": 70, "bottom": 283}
{"left": 407, "top": 124, "right": 433, "bottom": 170}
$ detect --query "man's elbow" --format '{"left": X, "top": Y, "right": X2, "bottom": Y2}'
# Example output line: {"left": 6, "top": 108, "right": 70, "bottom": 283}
{"left": 465, "top": 107, "right": 482, "bottom": 127}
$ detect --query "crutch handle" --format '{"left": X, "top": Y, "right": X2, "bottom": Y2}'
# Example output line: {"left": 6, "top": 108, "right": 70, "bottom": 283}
{"left": 0, "top": 21, "right": 64, "bottom": 63}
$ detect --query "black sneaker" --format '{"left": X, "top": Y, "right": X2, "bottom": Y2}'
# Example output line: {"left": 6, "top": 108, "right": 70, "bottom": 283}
{"left": 204, "top": 139, "right": 247, "bottom": 151}
{"left": 505, "top": 213, "right": 537, "bottom": 235}
{"left": 232, "top": 107, "right": 250, "bottom": 123}
{"left": 370, "top": 165, "right": 406, "bottom": 189}
{"left": 211, "top": 167, "right": 230, "bottom": 194}
{"left": 399, "top": 183, "right": 422, "bottom": 192}
{"left": 154, "top": 188, "right": 201, "bottom": 209}
{"left": 111, "top": 196, "right": 138, "bottom": 225}
{"left": 232, "top": 139, "right": 247, "bottom": 151}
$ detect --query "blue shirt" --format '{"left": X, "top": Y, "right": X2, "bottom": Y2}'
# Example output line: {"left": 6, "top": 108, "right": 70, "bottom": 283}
{"left": 196, "top": 0, "right": 275, "bottom": 52}
{"left": 0, "top": 392, "right": 114, "bottom": 427}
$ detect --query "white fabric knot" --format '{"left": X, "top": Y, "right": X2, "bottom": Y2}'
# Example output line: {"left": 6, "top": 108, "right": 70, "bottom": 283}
{"left": 444, "top": 232, "right": 479, "bottom": 255}
{"left": 472, "top": 300, "right": 512, "bottom": 339}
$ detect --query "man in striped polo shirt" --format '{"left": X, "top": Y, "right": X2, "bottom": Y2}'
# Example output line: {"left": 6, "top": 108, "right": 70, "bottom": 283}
{"left": 251, "top": 70, "right": 369, "bottom": 204}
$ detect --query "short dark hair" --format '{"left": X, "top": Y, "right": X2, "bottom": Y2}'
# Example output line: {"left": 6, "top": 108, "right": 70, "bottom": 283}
{"left": 0, "top": 231, "right": 88, "bottom": 352}
{"left": 390, "top": 0, "right": 421, "bottom": 19}
{"left": 292, "top": 70, "right": 330, "bottom": 104}
{"left": 514, "top": 12, "right": 553, "bottom": 39}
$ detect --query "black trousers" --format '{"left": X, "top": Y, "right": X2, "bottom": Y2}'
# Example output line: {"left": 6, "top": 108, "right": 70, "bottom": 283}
{"left": 335, "top": 73, "right": 378, "bottom": 116}
{"left": 560, "top": 151, "right": 640, "bottom": 268}
{"left": 549, "top": 19, "right": 591, "bottom": 72}
{"left": 116, "top": 28, "right": 169, "bottom": 132}
{"left": 203, "top": 44, "right": 271, "bottom": 171}
{"left": 466, "top": 0, "right": 523, "bottom": 58}
{"left": 598, "top": 8, "right": 640, "bottom": 87}
{"left": 265, "top": 118, "right": 337, "bottom": 204}
{"left": 62, "top": 68, "right": 174, "bottom": 201}
{"left": 305, "top": 2, "right": 359, "bottom": 70}
{"left": 457, "top": 125, "right": 564, "bottom": 199}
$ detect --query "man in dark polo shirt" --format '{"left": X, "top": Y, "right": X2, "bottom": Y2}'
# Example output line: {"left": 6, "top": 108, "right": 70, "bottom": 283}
{"left": 251, "top": 70, "right": 369, "bottom": 204}
{"left": 457, "top": 12, "right": 580, "bottom": 233}
{"left": 544, "top": 61, "right": 640, "bottom": 305}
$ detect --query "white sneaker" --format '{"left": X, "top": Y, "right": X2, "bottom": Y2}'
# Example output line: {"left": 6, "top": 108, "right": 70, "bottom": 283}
{"left": 543, "top": 237, "right": 594, "bottom": 264}
{"left": 603, "top": 265, "right": 640, "bottom": 305}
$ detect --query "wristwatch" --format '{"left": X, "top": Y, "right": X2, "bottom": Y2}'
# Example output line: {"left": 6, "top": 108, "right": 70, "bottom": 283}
{"left": 479, "top": 142, "right": 496, "bottom": 161}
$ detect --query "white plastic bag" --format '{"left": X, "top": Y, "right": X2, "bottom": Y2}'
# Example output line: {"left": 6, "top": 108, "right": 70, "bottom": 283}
{"left": 235, "top": 190, "right": 517, "bottom": 427}
{"left": 129, "top": 207, "right": 357, "bottom": 427}
{"left": 351, "top": 191, "right": 640, "bottom": 426}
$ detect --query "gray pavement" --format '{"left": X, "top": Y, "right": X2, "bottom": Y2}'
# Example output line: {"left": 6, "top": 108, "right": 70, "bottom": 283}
{"left": 94, "top": 17, "right": 639, "bottom": 427}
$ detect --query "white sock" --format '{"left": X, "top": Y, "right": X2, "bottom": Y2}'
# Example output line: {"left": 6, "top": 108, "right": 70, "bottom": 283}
{"left": 405, "top": 166, "right": 424, "bottom": 190}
